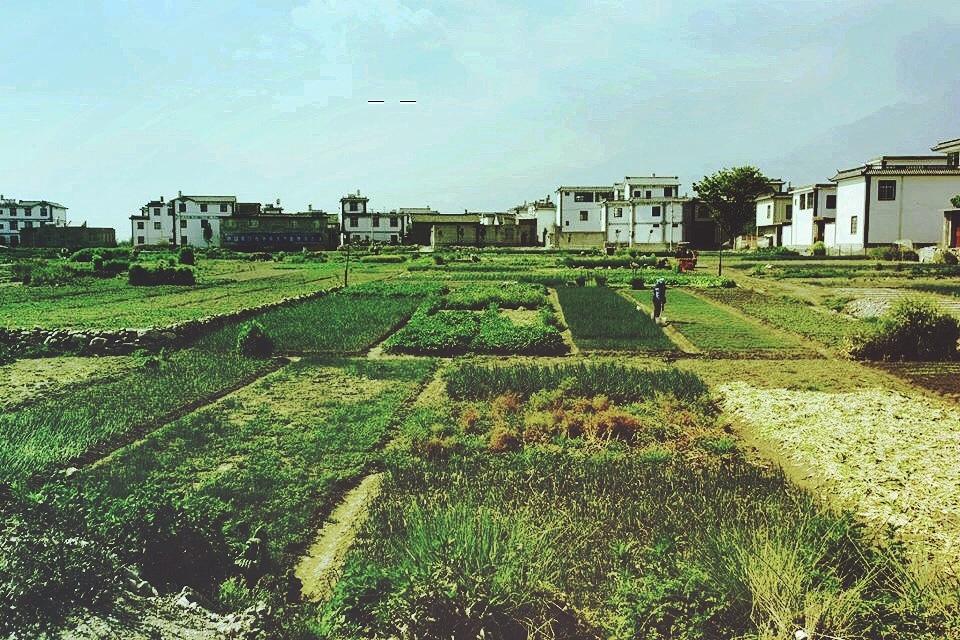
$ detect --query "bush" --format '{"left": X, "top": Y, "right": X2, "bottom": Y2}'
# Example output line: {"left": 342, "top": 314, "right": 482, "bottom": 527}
{"left": 17, "top": 262, "right": 84, "bottom": 286}
{"left": 68, "top": 248, "right": 96, "bottom": 263}
{"left": 432, "top": 253, "right": 445, "bottom": 265}
{"left": 811, "top": 241, "right": 826, "bottom": 256}
{"left": 951, "top": 194, "right": 960, "bottom": 209}
{"left": 630, "top": 277, "right": 645, "bottom": 290}
{"left": 178, "top": 247, "right": 196, "bottom": 266}
{"left": 849, "top": 297, "right": 960, "bottom": 361}
{"left": 100, "top": 260, "right": 130, "bottom": 274}
{"left": 867, "top": 245, "right": 920, "bottom": 262}
{"left": 594, "top": 275, "right": 607, "bottom": 286}
{"left": 128, "top": 265, "right": 196, "bottom": 286}
{"left": 237, "top": 322, "right": 274, "bottom": 358}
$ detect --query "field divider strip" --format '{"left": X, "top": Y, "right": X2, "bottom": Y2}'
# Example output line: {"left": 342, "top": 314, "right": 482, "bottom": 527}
{"left": 39, "top": 356, "right": 293, "bottom": 484}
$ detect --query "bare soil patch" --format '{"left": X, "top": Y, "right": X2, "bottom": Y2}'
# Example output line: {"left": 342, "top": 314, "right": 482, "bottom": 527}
{"left": 879, "top": 361, "right": 960, "bottom": 401}
{"left": 720, "top": 381, "right": 960, "bottom": 570}
{"left": 0, "top": 355, "right": 136, "bottom": 411}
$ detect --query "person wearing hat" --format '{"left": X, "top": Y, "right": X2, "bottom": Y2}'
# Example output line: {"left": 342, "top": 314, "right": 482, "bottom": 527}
{"left": 652, "top": 278, "right": 667, "bottom": 325}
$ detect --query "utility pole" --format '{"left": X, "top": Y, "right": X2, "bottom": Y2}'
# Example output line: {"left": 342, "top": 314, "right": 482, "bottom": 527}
{"left": 343, "top": 238, "right": 350, "bottom": 287}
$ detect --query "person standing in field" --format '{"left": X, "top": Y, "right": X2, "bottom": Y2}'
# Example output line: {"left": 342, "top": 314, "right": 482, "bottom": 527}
{"left": 652, "top": 278, "right": 667, "bottom": 325}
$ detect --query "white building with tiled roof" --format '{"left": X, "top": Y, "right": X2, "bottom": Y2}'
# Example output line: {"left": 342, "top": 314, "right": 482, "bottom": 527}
{"left": 131, "top": 192, "right": 237, "bottom": 247}
{"left": 339, "top": 191, "right": 408, "bottom": 245}
{"left": 0, "top": 195, "right": 67, "bottom": 246}
{"left": 830, "top": 140, "right": 960, "bottom": 253}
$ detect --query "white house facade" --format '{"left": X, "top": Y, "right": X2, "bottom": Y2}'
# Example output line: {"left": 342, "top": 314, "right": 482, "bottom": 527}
{"left": 0, "top": 196, "right": 67, "bottom": 246}
{"left": 131, "top": 192, "right": 236, "bottom": 247}
{"left": 785, "top": 183, "right": 836, "bottom": 248}
{"left": 604, "top": 176, "right": 685, "bottom": 249}
{"left": 512, "top": 197, "right": 556, "bottom": 246}
{"left": 754, "top": 180, "right": 793, "bottom": 248}
{"left": 556, "top": 185, "right": 612, "bottom": 248}
{"left": 831, "top": 149, "right": 960, "bottom": 253}
{"left": 339, "top": 192, "right": 407, "bottom": 244}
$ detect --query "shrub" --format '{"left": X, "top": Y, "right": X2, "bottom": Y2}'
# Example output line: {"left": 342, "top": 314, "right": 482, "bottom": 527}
{"left": 951, "top": 194, "right": 960, "bottom": 209}
{"left": 128, "top": 265, "right": 196, "bottom": 286}
{"left": 19, "top": 262, "right": 84, "bottom": 286}
{"left": 630, "top": 277, "right": 644, "bottom": 290}
{"left": 868, "top": 244, "right": 920, "bottom": 262}
{"left": 811, "top": 241, "right": 827, "bottom": 256}
{"left": 178, "top": 247, "right": 196, "bottom": 266}
{"left": 432, "top": 253, "right": 445, "bottom": 265}
{"left": 594, "top": 275, "right": 607, "bottom": 286}
{"left": 68, "top": 248, "right": 96, "bottom": 262}
{"left": 92, "top": 256, "right": 104, "bottom": 271}
{"left": 237, "top": 322, "right": 274, "bottom": 358}
{"left": 100, "top": 260, "right": 130, "bottom": 274}
{"left": 849, "top": 297, "right": 960, "bottom": 361}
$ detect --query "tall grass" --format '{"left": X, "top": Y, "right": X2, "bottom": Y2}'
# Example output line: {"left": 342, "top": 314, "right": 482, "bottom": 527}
{"left": 444, "top": 361, "right": 708, "bottom": 404}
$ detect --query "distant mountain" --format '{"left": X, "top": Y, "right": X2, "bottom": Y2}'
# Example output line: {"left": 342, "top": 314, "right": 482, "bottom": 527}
{"left": 761, "top": 89, "right": 960, "bottom": 185}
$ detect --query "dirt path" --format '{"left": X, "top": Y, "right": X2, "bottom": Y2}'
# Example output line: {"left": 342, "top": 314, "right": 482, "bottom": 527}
{"left": 719, "top": 380, "right": 960, "bottom": 571}
{"left": 547, "top": 287, "right": 580, "bottom": 355}
{"left": 295, "top": 473, "right": 384, "bottom": 602}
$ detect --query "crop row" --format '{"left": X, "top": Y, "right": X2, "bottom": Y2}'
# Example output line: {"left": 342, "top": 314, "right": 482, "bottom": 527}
{"left": 383, "top": 305, "right": 566, "bottom": 356}
{"left": 556, "top": 286, "right": 674, "bottom": 350}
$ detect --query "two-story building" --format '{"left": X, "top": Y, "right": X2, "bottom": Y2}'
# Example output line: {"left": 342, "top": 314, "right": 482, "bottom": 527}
{"left": 221, "top": 203, "right": 337, "bottom": 251}
{"left": 831, "top": 140, "right": 960, "bottom": 253}
{"left": 754, "top": 180, "right": 793, "bottom": 248}
{"left": 602, "top": 176, "right": 686, "bottom": 250}
{"left": 511, "top": 196, "right": 556, "bottom": 246}
{"left": 0, "top": 196, "right": 67, "bottom": 246}
{"left": 555, "top": 186, "right": 613, "bottom": 249}
{"left": 785, "top": 183, "right": 837, "bottom": 248}
{"left": 131, "top": 192, "right": 237, "bottom": 247}
{"left": 339, "top": 192, "right": 407, "bottom": 245}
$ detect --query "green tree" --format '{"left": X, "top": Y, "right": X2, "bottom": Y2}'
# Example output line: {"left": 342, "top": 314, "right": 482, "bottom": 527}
{"left": 693, "top": 165, "right": 771, "bottom": 275}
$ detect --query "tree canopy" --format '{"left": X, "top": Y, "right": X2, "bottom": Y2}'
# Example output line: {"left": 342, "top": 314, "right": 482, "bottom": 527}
{"left": 692, "top": 166, "right": 771, "bottom": 243}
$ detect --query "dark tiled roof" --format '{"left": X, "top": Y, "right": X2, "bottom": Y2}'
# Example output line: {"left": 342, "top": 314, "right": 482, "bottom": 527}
{"left": 180, "top": 195, "right": 237, "bottom": 203}
{"left": 832, "top": 166, "right": 960, "bottom": 181}
{"left": 409, "top": 214, "right": 478, "bottom": 223}
{"left": 931, "top": 137, "right": 960, "bottom": 152}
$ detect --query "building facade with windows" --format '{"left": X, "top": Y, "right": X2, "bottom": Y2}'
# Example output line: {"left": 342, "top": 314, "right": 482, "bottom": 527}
{"left": 130, "top": 192, "right": 237, "bottom": 247}
{"left": 555, "top": 186, "right": 612, "bottom": 249}
{"left": 0, "top": 196, "right": 67, "bottom": 246}
{"left": 510, "top": 196, "right": 556, "bottom": 246}
{"left": 339, "top": 191, "right": 406, "bottom": 244}
{"left": 784, "top": 183, "right": 837, "bottom": 248}
{"left": 831, "top": 145, "right": 960, "bottom": 253}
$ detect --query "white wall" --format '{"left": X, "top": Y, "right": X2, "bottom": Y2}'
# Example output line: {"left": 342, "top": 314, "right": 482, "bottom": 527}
{"left": 867, "top": 175, "right": 960, "bottom": 245}
{"left": 833, "top": 177, "right": 867, "bottom": 251}
{"left": 558, "top": 189, "right": 606, "bottom": 233}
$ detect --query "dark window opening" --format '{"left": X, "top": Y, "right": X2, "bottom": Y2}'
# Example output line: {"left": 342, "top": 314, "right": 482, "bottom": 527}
{"left": 878, "top": 180, "right": 896, "bottom": 201}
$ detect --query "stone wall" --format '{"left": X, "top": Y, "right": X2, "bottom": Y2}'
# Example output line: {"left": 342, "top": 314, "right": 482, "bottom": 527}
{"left": 0, "top": 286, "right": 342, "bottom": 357}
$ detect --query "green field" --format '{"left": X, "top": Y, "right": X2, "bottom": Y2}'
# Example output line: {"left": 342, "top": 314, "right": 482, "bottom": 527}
{"left": 628, "top": 288, "right": 807, "bottom": 352}
{"left": 556, "top": 285, "right": 675, "bottom": 350}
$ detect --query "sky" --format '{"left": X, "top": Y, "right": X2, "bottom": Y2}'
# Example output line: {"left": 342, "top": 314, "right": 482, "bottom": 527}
{"left": 2, "top": 0, "right": 960, "bottom": 236}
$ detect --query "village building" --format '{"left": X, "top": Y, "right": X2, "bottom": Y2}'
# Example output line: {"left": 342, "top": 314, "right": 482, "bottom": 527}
{"left": 0, "top": 196, "right": 67, "bottom": 246}
{"left": 555, "top": 185, "right": 613, "bottom": 249}
{"left": 830, "top": 139, "right": 960, "bottom": 253}
{"left": 784, "top": 183, "right": 837, "bottom": 248}
{"left": 20, "top": 225, "right": 116, "bottom": 248}
{"left": 753, "top": 180, "right": 793, "bottom": 248}
{"left": 933, "top": 137, "right": 960, "bottom": 248}
{"left": 131, "top": 192, "right": 237, "bottom": 247}
{"left": 510, "top": 196, "right": 556, "bottom": 246}
{"left": 221, "top": 203, "right": 338, "bottom": 251}
{"left": 602, "top": 176, "right": 686, "bottom": 250}
{"left": 339, "top": 191, "right": 407, "bottom": 245}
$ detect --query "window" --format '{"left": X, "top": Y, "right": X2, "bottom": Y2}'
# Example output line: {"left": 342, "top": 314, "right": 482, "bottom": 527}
{"left": 574, "top": 192, "right": 594, "bottom": 202}
{"left": 948, "top": 151, "right": 959, "bottom": 167}
{"left": 614, "top": 207, "right": 623, "bottom": 218}
{"left": 181, "top": 235, "right": 188, "bottom": 245}
{"left": 664, "top": 187, "right": 673, "bottom": 197}
{"left": 645, "top": 190, "right": 652, "bottom": 199}
{"left": 766, "top": 204, "right": 772, "bottom": 220}
{"left": 200, "top": 204, "right": 208, "bottom": 212}
{"left": 24, "top": 221, "right": 32, "bottom": 228}
{"left": 652, "top": 206, "right": 661, "bottom": 217}
{"left": 40, "top": 207, "right": 47, "bottom": 216}
{"left": 786, "top": 204, "right": 793, "bottom": 220}
{"left": 372, "top": 216, "right": 380, "bottom": 227}
{"left": 597, "top": 192, "right": 613, "bottom": 201}
{"left": 137, "top": 221, "right": 144, "bottom": 229}
{"left": 154, "top": 222, "right": 162, "bottom": 230}
{"left": 201, "top": 220, "right": 210, "bottom": 228}
{"left": 350, "top": 217, "right": 359, "bottom": 227}
{"left": 180, "top": 220, "right": 188, "bottom": 228}
{"left": 137, "top": 235, "right": 145, "bottom": 244}
{"left": 0, "top": 223, "right": 4, "bottom": 229}
{"left": 652, "top": 224, "right": 659, "bottom": 228}
{"left": 799, "top": 193, "right": 806, "bottom": 209}
{"left": 391, "top": 234, "right": 398, "bottom": 243}
{"left": 390, "top": 217, "right": 398, "bottom": 227}
{"left": 632, "top": 189, "right": 641, "bottom": 197}
{"left": 220, "top": 204, "right": 228, "bottom": 212}
{"left": 153, "top": 208, "right": 160, "bottom": 215}
{"left": 9, "top": 220, "right": 17, "bottom": 230}
{"left": 565, "top": 220, "right": 570, "bottom": 226}
{"left": 564, "top": 191, "right": 570, "bottom": 197}
{"left": 850, "top": 216, "right": 858, "bottom": 234}
{"left": 579, "top": 211, "right": 588, "bottom": 221}
{"left": 826, "top": 195, "right": 837, "bottom": 209}
{"left": 179, "top": 203, "right": 186, "bottom": 212}
{"left": 23, "top": 208, "right": 31, "bottom": 216}
{"left": 877, "top": 180, "right": 896, "bottom": 201}
{"left": 8, "top": 208, "right": 14, "bottom": 216}
{"left": 349, "top": 202, "right": 359, "bottom": 212}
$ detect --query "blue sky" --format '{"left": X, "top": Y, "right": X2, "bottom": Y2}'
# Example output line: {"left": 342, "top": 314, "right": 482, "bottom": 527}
{"left": 3, "top": 0, "right": 959, "bottom": 235}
